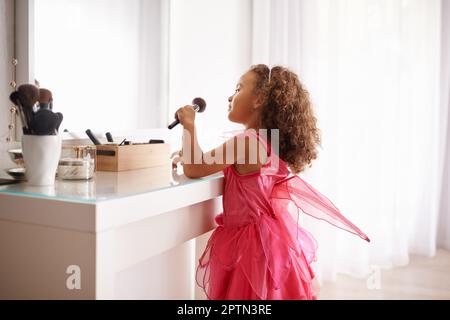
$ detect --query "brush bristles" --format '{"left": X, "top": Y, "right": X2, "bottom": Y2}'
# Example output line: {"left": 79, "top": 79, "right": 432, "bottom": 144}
{"left": 17, "top": 84, "right": 40, "bottom": 108}
{"left": 9, "top": 91, "right": 21, "bottom": 106}
{"left": 39, "top": 88, "right": 53, "bottom": 104}
{"left": 192, "top": 97, "right": 207, "bottom": 113}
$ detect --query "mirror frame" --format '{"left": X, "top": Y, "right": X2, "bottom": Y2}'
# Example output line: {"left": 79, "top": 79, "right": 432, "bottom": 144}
{"left": 14, "top": 0, "right": 35, "bottom": 142}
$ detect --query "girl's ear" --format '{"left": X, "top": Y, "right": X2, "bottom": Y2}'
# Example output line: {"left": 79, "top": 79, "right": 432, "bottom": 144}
{"left": 254, "top": 94, "right": 265, "bottom": 110}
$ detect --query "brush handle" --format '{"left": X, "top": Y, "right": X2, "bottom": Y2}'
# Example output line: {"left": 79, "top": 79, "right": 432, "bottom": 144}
{"left": 106, "top": 132, "right": 114, "bottom": 143}
{"left": 18, "top": 106, "right": 32, "bottom": 134}
{"left": 22, "top": 106, "right": 34, "bottom": 130}
{"left": 16, "top": 107, "right": 30, "bottom": 134}
{"left": 85, "top": 129, "right": 102, "bottom": 145}
{"left": 149, "top": 139, "right": 165, "bottom": 144}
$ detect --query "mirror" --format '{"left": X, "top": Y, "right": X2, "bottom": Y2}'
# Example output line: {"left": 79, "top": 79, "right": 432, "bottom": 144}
{"left": 16, "top": 0, "right": 249, "bottom": 145}
{"left": 31, "top": 0, "right": 169, "bottom": 133}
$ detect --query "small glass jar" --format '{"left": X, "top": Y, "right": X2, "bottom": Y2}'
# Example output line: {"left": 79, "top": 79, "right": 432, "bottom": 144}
{"left": 58, "top": 157, "right": 94, "bottom": 180}
{"left": 61, "top": 145, "right": 97, "bottom": 172}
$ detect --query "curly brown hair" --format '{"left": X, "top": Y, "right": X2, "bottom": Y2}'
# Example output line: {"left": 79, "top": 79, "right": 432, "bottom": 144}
{"left": 250, "top": 64, "right": 321, "bottom": 173}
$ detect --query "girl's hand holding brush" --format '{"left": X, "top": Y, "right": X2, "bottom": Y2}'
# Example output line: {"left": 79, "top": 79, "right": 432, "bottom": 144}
{"left": 174, "top": 105, "right": 196, "bottom": 129}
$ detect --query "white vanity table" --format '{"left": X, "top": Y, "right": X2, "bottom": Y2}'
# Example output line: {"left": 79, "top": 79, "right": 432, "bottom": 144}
{"left": 0, "top": 166, "right": 223, "bottom": 299}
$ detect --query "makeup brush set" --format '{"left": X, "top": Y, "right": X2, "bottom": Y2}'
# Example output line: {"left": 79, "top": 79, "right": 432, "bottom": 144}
{"left": 9, "top": 84, "right": 63, "bottom": 136}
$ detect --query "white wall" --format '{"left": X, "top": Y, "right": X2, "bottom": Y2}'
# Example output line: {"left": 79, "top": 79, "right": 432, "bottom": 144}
{"left": 0, "top": 0, "right": 19, "bottom": 173}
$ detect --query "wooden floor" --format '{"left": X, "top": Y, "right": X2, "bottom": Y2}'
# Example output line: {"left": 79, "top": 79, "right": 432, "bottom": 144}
{"left": 317, "top": 249, "right": 450, "bottom": 300}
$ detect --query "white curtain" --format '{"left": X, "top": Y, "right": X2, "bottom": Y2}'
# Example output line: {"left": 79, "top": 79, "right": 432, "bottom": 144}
{"left": 252, "top": 0, "right": 449, "bottom": 282}
{"left": 438, "top": 0, "right": 450, "bottom": 251}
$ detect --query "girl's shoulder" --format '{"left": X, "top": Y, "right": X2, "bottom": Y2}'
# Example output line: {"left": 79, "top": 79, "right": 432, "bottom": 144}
{"left": 222, "top": 128, "right": 270, "bottom": 150}
{"left": 220, "top": 129, "right": 275, "bottom": 177}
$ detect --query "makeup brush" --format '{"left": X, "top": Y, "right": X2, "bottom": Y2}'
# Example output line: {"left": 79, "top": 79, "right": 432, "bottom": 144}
{"left": 39, "top": 88, "right": 53, "bottom": 110}
{"left": 9, "top": 91, "right": 30, "bottom": 134}
{"left": 85, "top": 129, "right": 102, "bottom": 145}
{"left": 106, "top": 132, "right": 114, "bottom": 143}
{"left": 17, "top": 84, "right": 40, "bottom": 129}
{"left": 17, "top": 84, "right": 40, "bottom": 107}
{"left": 168, "top": 97, "right": 207, "bottom": 129}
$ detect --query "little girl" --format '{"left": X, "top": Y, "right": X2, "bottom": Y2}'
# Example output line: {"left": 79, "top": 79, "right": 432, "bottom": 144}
{"left": 174, "top": 64, "right": 370, "bottom": 300}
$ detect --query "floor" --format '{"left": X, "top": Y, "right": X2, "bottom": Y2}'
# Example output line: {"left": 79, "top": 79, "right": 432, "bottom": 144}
{"left": 318, "top": 249, "right": 450, "bottom": 300}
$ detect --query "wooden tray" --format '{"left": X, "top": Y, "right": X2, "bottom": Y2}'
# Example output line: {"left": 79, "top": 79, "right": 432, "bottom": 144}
{"left": 96, "top": 143, "right": 171, "bottom": 172}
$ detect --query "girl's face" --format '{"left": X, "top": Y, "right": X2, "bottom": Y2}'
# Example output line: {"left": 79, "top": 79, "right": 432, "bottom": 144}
{"left": 228, "top": 71, "right": 260, "bottom": 126}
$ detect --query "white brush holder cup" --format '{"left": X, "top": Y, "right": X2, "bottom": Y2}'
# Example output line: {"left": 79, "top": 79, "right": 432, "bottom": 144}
{"left": 22, "top": 134, "right": 62, "bottom": 186}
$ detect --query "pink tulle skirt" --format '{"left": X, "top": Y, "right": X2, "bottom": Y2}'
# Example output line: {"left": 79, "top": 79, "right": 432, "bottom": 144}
{"left": 196, "top": 200, "right": 318, "bottom": 300}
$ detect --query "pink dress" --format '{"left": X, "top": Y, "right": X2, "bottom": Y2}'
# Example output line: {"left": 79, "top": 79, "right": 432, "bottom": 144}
{"left": 196, "top": 130, "right": 370, "bottom": 300}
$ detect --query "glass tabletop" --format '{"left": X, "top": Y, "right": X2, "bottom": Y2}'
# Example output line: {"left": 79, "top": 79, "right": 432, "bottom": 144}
{"left": 0, "top": 167, "right": 224, "bottom": 204}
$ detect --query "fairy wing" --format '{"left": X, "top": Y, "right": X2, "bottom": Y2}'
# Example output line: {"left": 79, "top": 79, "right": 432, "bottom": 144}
{"left": 271, "top": 174, "right": 370, "bottom": 242}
